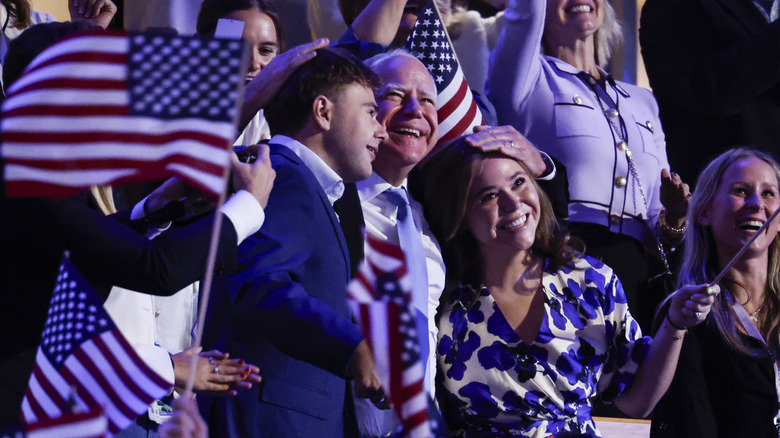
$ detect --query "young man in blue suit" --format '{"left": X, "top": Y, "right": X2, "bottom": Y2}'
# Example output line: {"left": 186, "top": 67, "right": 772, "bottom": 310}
{"left": 201, "top": 47, "right": 388, "bottom": 438}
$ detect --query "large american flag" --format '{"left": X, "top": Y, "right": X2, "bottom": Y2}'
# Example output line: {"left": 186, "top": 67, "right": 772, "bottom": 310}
{"left": 348, "top": 235, "right": 432, "bottom": 437}
{"left": 404, "top": 1, "right": 484, "bottom": 145}
{"left": 1, "top": 30, "right": 246, "bottom": 198}
{"left": 20, "top": 256, "right": 172, "bottom": 435}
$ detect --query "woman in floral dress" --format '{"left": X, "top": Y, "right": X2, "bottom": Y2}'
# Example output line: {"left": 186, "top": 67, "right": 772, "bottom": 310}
{"left": 418, "top": 136, "right": 716, "bottom": 437}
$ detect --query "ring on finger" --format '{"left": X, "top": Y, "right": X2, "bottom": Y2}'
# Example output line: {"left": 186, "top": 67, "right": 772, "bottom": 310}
{"left": 509, "top": 140, "right": 515, "bottom": 148}
{"left": 209, "top": 357, "right": 219, "bottom": 374}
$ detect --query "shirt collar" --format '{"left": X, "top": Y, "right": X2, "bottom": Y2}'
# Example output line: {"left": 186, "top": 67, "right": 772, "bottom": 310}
{"left": 356, "top": 171, "right": 408, "bottom": 204}
{"left": 272, "top": 134, "right": 345, "bottom": 206}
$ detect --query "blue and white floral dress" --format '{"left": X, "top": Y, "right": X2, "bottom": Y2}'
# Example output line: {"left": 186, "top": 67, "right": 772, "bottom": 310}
{"left": 437, "top": 256, "right": 651, "bottom": 437}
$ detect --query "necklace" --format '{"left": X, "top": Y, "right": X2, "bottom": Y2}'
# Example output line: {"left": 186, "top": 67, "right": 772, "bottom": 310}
{"left": 749, "top": 304, "right": 766, "bottom": 323}
{"left": 581, "top": 73, "right": 672, "bottom": 279}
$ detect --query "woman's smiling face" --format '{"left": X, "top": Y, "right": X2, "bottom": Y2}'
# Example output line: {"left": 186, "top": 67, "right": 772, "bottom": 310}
{"left": 466, "top": 157, "right": 541, "bottom": 258}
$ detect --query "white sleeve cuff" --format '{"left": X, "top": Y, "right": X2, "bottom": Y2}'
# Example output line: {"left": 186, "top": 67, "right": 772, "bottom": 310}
{"left": 220, "top": 190, "right": 265, "bottom": 244}
{"left": 130, "top": 195, "right": 150, "bottom": 220}
{"left": 536, "top": 151, "right": 556, "bottom": 181}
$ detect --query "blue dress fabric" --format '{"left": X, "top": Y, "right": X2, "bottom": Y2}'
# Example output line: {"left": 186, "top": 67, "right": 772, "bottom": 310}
{"left": 437, "top": 256, "right": 651, "bottom": 437}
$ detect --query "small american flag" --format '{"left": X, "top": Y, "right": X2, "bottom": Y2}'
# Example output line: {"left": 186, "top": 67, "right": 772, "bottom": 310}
{"left": 348, "top": 235, "right": 432, "bottom": 437}
{"left": 1, "top": 30, "right": 246, "bottom": 198}
{"left": 20, "top": 256, "right": 172, "bottom": 435}
{"left": 404, "top": 1, "right": 484, "bottom": 145}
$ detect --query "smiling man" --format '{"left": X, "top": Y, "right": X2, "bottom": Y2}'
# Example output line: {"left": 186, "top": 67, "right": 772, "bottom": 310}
{"left": 334, "top": 49, "right": 444, "bottom": 436}
{"left": 200, "top": 47, "right": 388, "bottom": 438}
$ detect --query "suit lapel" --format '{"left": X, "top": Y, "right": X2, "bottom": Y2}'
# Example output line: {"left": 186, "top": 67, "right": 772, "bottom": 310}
{"left": 270, "top": 144, "right": 351, "bottom": 280}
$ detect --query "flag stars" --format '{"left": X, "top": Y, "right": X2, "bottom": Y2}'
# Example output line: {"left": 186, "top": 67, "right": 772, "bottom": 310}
{"left": 436, "top": 76, "right": 444, "bottom": 84}
{"left": 425, "top": 7, "right": 433, "bottom": 15}
{"left": 422, "top": 19, "right": 431, "bottom": 26}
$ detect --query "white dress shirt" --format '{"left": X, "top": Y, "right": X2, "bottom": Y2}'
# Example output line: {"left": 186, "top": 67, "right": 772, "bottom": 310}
{"left": 356, "top": 172, "right": 446, "bottom": 393}
{"left": 272, "top": 135, "right": 345, "bottom": 207}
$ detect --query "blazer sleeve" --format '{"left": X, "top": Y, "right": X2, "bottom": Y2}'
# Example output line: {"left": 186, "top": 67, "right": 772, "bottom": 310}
{"left": 27, "top": 196, "right": 238, "bottom": 298}
{"left": 225, "top": 162, "right": 363, "bottom": 378}
{"left": 486, "top": 0, "right": 546, "bottom": 125}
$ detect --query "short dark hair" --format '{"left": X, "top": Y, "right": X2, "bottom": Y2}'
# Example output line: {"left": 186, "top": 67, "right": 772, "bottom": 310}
{"left": 264, "top": 47, "right": 382, "bottom": 136}
{"left": 196, "top": 0, "right": 283, "bottom": 51}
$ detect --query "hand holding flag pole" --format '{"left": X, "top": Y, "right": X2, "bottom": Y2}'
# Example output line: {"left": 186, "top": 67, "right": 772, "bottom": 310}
{"left": 1, "top": 28, "right": 253, "bottom": 400}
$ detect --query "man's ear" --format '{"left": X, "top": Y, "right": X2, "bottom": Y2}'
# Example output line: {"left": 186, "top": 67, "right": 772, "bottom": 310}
{"left": 312, "top": 94, "right": 332, "bottom": 131}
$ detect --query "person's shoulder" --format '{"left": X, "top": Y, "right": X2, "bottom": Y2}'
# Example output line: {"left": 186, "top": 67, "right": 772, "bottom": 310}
{"left": 30, "top": 9, "right": 57, "bottom": 26}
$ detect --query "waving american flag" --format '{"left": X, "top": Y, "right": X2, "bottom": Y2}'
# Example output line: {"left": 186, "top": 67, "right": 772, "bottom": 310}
{"left": 21, "top": 256, "right": 172, "bottom": 435}
{"left": 348, "top": 235, "right": 433, "bottom": 437}
{"left": 404, "top": 1, "right": 484, "bottom": 145}
{"left": 1, "top": 30, "right": 246, "bottom": 198}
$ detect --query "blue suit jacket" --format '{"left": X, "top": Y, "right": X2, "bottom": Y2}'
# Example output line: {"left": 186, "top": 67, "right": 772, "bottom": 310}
{"left": 202, "top": 143, "right": 363, "bottom": 438}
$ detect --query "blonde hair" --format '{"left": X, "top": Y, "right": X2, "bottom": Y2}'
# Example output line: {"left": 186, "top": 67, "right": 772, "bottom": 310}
{"left": 679, "top": 148, "right": 780, "bottom": 358}
{"left": 542, "top": 0, "right": 623, "bottom": 67}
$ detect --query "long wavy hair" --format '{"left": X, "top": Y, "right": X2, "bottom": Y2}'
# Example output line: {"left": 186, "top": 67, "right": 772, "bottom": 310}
{"left": 418, "top": 137, "right": 581, "bottom": 290}
{"left": 679, "top": 148, "right": 780, "bottom": 358}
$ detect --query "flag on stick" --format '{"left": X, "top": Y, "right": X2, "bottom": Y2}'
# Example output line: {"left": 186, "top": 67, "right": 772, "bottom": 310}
{"left": 404, "top": 0, "right": 484, "bottom": 146}
{"left": 20, "top": 256, "right": 172, "bottom": 435}
{"left": 1, "top": 30, "right": 247, "bottom": 198}
{"left": 348, "top": 235, "right": 432, "bottom": 437}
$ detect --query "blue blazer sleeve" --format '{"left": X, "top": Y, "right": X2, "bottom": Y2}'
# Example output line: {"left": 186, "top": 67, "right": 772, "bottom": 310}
{"left": 225, "top": 153, "right": 363, "bottom": 378}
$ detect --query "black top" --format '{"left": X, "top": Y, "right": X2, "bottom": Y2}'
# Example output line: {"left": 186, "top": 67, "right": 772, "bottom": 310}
{"left": 652, "top": 317, "right": 778, "bottom": 437}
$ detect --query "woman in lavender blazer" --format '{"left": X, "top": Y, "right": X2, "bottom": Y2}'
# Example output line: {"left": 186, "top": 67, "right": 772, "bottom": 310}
{"left": 486, "top": 0, "right": 688, "bottom": 332}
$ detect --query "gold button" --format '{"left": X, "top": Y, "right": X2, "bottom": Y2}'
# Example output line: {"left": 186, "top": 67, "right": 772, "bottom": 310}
{"left": 609, "top": 214, "right": 621, "bottom": 226}
{"left": 616, "top": 141, "right": 628, "bottom": 151}
{"left": 573, "top": 95, "right": 583, "bottom": 105}
{"left": 614, "top": 176, "right": 627, "bottom": 188}
{"left": 606, "top": 108, "right": 619, "bottom": 117}
{"left": 646, "top": 121, "right": 653, "bottom": 131}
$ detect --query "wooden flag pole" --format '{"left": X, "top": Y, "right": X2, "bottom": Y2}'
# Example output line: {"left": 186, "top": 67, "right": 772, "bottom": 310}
{"left": 183, "top": 164, "right": 230, "bottom": 398}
